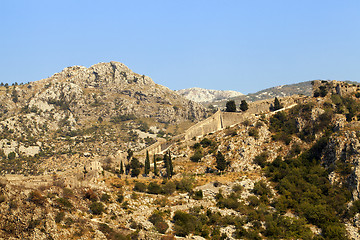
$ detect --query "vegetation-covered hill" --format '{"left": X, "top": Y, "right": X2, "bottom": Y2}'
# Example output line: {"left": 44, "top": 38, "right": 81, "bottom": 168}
{"left": 1, "top": 80, "right": 360, "bottom": 239}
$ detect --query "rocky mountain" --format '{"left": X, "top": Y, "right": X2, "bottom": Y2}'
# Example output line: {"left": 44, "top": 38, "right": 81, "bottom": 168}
{"left": 206, "top": 81, "right": 313, "bottom": 108}
{"left": 176, "top": 87, "right": 243, "bottom": 103}
{"left": 0, "top": 61, "right": 207, "bottom": 174}
{"left": 1, "top": 77, "right": 360, "bottom": 239}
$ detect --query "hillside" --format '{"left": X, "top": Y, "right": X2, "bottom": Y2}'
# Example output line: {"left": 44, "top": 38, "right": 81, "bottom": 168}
{"left": 0, "top": 62, "right": 207, "bottom": 175}
{"left": 207, "top": 81, "right": 313, "bottom": 108}
{"left": 1, "top": 79, "right": 360, "bottom": 239}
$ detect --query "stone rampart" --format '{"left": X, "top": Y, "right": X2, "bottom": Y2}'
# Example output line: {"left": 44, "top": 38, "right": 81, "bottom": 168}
{"left": 136, "top": 96, "right": 302, "bottom": 160}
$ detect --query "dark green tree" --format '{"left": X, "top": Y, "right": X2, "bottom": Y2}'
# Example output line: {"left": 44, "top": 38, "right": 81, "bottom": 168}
{"left": 145, "top": 151, "right": 150, "bottom": 175}
{"left": 168, "top": 151, "right": 174, "bottom": 177}
{"left": 153, "top": 154, "right": 158, "bottom": 176}
{"left": 130, "top": 158, "right": 141, "bottom": 177}
{"left": 215, "top": 151, "right": 227, "bottom": 172}
{"left": 120, "top": 161, "right": 124, "bottom": 174}
{"left": 163, "top": 151, "right": 173, "bottom": 179}
{"left": 273, "top": 97, "right": 282, "bottom": 111}
{"left": 239, "top": 100, "right": 248, "bottom": 112}
{"left": 127, "top": 149, "right": 133, "bottom": 162}
{"left": 225, "top": 100, "right": 236, "bottom": 112}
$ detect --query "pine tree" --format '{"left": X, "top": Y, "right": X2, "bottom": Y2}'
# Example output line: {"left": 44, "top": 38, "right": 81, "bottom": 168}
{"left": 240, "top": 100, "right": 248, "bottom": 112}
{"left": 216, "top": 151, "right": 227, "bottom": 172}
{"left": 145, "top": 151, "right": 150, "bottom": 175}
{"left": 120, "top": 161, "right": 124, "bottom": 174}
{"left": 273, "top": 97, "right": 282, "bottom": 111}
{"left": 226, "top": 100, "right": 236, "bottom": 112}
{"left": 153, "top": 154, "right": 158, "bottom": 176}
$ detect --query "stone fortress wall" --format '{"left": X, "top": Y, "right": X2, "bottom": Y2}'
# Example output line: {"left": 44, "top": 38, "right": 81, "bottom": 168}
{"left": 137, "top": 95, "right": 302, "bottom": 159}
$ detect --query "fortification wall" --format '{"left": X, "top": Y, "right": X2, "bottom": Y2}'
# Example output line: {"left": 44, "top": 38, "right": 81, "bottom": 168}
{"left": 137, "top": 96, "right": 302, "bottom": 161}
{"left": 184, "top": 110, "right": 222, "bottom": 141}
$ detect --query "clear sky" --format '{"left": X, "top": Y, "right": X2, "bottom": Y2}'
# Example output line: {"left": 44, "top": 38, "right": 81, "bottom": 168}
{"left": 1, "top": 1, "right": 360, "bottom": 94}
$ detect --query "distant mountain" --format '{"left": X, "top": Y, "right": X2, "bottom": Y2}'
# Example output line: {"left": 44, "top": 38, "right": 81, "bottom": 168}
{"left": 176, "top": 87, "right": 243, "bottom": 103}
{"left": 207, "top": 81, "right": 313, "bottom": 107}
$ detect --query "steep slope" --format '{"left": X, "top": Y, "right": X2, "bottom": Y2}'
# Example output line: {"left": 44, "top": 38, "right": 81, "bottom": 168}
{"left": 176, "top": 87, "right": 243, "bottom": 103}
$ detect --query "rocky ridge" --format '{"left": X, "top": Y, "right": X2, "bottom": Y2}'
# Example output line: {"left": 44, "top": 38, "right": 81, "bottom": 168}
{"left": 176, "top": 87, "right": 243, "bottom": 103}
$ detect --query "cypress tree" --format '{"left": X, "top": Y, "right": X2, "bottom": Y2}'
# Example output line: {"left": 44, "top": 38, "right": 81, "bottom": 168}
{"left": 153, "top": 154, "right": 158, "bottom": 176}
{"left": 164, "top": 152, "right": 171, "bottom": 179}
{"left": 168, "top": 151, "right": 174, "bottom": 177}
{"left": 120, "top": 161, "right": 124, "bottom": 174}
{"left": 145, "top": 151, "right": 150, "bottom": 175}
{"left": 273, "top": 97, "right": 282, "bottom": 111}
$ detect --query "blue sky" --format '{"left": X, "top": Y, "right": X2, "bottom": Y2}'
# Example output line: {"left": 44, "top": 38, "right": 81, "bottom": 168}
{"left": 1, "top": 1, "right": 360, "bottom": 94}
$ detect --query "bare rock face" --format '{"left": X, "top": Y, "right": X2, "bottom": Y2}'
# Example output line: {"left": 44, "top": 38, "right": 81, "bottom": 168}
{"left": 177, "top": 87, "right": 244, "bottom": 103}
{"left": 322, "top": 131, "right": 360, "bottom": 199}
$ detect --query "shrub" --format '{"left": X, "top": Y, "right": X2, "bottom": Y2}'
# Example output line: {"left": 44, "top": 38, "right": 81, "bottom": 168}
{"left": 147, "top": 182, "right": 162, "bottom": 194}
{"left": 176, "top": 177, "right": 194, "bottom": 193}
{"left": 56, "top": 198, "right": 73, "bottom": 210}
{"left": 252, "top": 180, "right": 272, "bottom": 198}
{"left": 29, "top": 190, "right": 46, "bottom": 206}
{"left": 90, "top": 202, "right": 105, "bottom": 215}
{"left": 200, "top": 138, "right": 214, "bottom": 148}
{"left": 162, "top": 181, "right": 176, "bottom": 195}
{"left": 55, "top": 211, "right": 65, "bottom": 223}
{"left": 149, "top": 211, "right": 169, "bottom": 234}
{"left": 248, "top": 127, "right": 259, "bottom": 139}
{"left": 253, "top": 152, "right": 268, "bottom": 168}
{"left": 133, "top": 182, "right": 147, "bottom": 192}
{"left": 173, "top": 211, "right": 197, "bottom": 236}
{"left": 192, "top": 190, "right": 203, "bottom": 200}
{"left": 190, "top": 149, "right": 203, "bottom": 162}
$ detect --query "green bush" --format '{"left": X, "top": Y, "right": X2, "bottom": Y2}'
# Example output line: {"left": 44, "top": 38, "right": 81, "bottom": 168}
{"left": 176, "top": 177, "right": 194, "bottom": 193}
{"left": 90, "top": 202, "right": 105, "bottom": 215}
{"left": 149, "top": 211, "right": 169, "bottom": 234}
{"left": 253, "top": 152, "right": 268, "bottom": 168}
{"left": 56, "top": 197, "right": 73, "bottom": 210}
{"left": 162, "top": 181, "right": 176, "bottom": 195}
{"left": 200, "top": 138, "right": 214, "bottom": 148}
{"left": 173, "top": 211, "right": 198, "bottom": 237}
{"left": 190, "top": 149, "right": 203, "bottom": 162}
{"left": 133, "top": 182, "right": 147, "bottom": 192}
{"left": 147, "top": 182, "right": 162, "bottom": 194}
{"left": 192, "top": 190, "right": 203, "bottom": 200}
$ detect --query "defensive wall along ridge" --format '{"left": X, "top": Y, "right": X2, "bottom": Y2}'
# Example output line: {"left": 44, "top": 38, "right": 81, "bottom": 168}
{"left": 137, "top": 95, "right": 303, "bottom": 158}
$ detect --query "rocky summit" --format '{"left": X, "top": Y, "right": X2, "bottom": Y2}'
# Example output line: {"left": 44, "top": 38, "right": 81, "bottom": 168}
{"left": 1, "top": 70, "right": 360, "bottom": 240}
{"left": 0, "top": 62, "right": 207, "bottom": 174}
